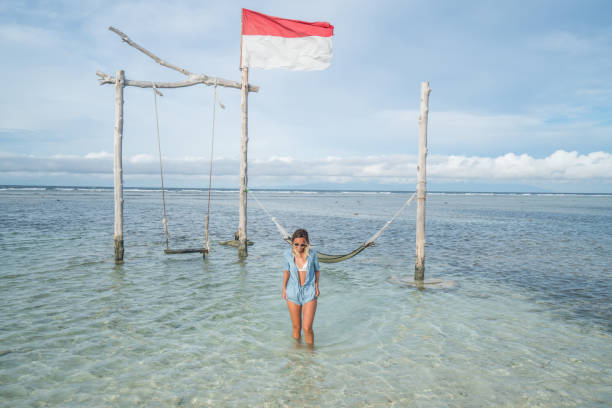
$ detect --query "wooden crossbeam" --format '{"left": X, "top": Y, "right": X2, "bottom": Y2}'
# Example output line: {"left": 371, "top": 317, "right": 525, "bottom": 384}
{"left": 97, "top": 27, "right": 258, "bottom": 92}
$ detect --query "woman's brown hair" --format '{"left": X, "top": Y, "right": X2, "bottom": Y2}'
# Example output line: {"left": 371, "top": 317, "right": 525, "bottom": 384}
{"left": 291, "top": 228, "right": 310, "bottom": 258}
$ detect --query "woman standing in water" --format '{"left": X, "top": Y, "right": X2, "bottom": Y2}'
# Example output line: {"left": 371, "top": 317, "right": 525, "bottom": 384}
{"left": 282, "top": 229, "right": 320, "bottom": 345}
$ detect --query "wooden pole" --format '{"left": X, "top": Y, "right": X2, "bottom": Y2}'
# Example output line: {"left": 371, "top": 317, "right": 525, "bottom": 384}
{"left": 113, "top": 70, "right": 125, "bottom": 263}
{"left": 238, "top": 67, "right": 249, "bottom": 259}
{"left": 415, "top": 81, "right": 431, "bottom": 281}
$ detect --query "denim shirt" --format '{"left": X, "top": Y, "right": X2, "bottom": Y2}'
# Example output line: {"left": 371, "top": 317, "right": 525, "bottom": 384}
{"left": 284, "top": 248, "right": 320, "bottom": 291}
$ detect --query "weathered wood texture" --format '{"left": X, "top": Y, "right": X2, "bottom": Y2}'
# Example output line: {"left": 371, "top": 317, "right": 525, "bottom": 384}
{"left": 96, "top": 71, "right": 258, "bottom": 93}
{"left": 415, "top": 81, "right": 431, "bottom": 281}
{"left": 114, "top": 70, "right": 125, "bottom": 263}
{"left": 99, "top": 27, "right": 258, "bottom": 92}
{"left": 109, "top": 26, "right": 192, "bottom": 76}
{"left": 238, "top": 67, "right": 249, "bottom": 259}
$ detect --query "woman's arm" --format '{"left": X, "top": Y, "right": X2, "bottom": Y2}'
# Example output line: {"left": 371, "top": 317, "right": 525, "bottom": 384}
{"left": 282, "top": 270, "right": 290, "bottom": 300}
{"left": 313, "top": 251, "right": 321, "bottom": 297}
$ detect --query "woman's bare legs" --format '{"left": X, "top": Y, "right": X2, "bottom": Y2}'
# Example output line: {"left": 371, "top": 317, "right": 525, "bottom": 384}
{"left": 287, "top": 300, "right": 302, "bottom": 341}
{"left": 302, "top": 299, "right": 317, "bottom": 345}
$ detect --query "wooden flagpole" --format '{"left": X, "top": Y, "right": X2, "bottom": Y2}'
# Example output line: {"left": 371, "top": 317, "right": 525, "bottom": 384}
{"left": 238, "top": 66, "right": 249, "bottom": 259}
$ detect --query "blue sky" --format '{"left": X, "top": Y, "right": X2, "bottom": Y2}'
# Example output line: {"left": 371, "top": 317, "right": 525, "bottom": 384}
{"left": 1, "top": 0, "right": 611, "bottom": 192}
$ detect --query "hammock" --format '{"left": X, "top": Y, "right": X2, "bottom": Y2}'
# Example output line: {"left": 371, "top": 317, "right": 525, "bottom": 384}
{"left": 308, "top": 241, "right": 375, "bottom": 263}
{"left": 251, "top": 191, "right": 416, "bottom": 263}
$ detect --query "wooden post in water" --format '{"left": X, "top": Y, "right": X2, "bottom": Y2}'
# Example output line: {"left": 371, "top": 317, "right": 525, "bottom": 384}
{"left": 415, "top": 81, "right": 431, "bottom": 281}
{"left": 113, "top": 70, "right": 125, "bottom": 263}
{"left": 238, "top": 67, "right": 249, "bottom": 259}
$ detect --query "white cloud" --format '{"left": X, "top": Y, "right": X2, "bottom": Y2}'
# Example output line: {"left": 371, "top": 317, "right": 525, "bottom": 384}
{"left": 429, "top": 151, "right": 612, "bottom": 181}
{"left": 85, "top": 151, "right": 113, "bottom": 159}
{"left": 374, "top": 108, "right": 612, "bottom": 157}
{"left": 378, "top": 109, "right": 543, "bottom": 137}
{"left": 99, "top": 0, "right": 226, "bottom": 38}
{"left": 128, "top": 154, "right": 156, "bottom": 164}
{"left": 0, "top": 24, "right": 61, "bottom": 47}
{"left": 575, "top": 88, "right": 612, "bottom": 104}
{"left": 2, "top": 150, "right": 610, "bottom": 188}
{"left": 528, "top": 31, "right": 594, "bottom": 54}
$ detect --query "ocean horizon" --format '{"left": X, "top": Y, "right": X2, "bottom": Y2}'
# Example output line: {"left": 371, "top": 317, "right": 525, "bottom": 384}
{"left": 3, "top": 184, "right": 612, "bottom": 196}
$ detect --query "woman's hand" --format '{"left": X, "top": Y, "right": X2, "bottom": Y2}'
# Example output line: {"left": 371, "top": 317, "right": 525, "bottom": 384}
{"left": 315, "top": 285, "right": 320, "bottom": 298}
{"left": 282, "top": 286, "right": 287, "bottom": 300}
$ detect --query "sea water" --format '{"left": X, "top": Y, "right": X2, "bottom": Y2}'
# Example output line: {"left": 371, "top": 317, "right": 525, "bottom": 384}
{"left": 0, "top": 187, "right": 610, "bottom": 407}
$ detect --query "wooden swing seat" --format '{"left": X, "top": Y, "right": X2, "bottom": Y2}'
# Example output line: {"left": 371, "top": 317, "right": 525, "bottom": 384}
{"left": 164, "top": 248, "right": 209, "bottom": 255}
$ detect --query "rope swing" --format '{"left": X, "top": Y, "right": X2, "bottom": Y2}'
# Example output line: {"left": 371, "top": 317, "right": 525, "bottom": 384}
{"left": 251, "top": 190, "right": 417, "bottom": 263}
{"left": 152, "top": 84, "right": 223, "bottom": 256}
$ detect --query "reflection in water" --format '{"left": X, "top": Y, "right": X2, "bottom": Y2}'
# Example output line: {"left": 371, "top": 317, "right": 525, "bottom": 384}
{"left": 282, "top": 345, "right": 324, "bottom": 407}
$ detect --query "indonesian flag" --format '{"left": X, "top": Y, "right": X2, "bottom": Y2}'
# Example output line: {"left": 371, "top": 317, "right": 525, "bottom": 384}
{"left": 241, "top": 8, "right": 334, "bottom": 71}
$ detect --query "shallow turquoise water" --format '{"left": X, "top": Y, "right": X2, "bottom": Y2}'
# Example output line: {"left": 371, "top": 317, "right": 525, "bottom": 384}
{"left": 1, "top": 188, "right": 611, "bottom": 407}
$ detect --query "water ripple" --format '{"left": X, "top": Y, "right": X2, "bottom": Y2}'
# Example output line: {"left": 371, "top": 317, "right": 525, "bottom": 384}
{"left": 1, "top": 189, "right": 610, "bottom": 407}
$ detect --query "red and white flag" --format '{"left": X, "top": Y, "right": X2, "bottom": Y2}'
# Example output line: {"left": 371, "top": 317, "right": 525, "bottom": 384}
{"left": 241, "top": 8, "right": 334, "bottom": 71}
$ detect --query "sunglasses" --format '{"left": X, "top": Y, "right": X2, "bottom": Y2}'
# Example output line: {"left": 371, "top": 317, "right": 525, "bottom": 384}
{"left": 293, "top": 243, "right": 307, "bottom": 247}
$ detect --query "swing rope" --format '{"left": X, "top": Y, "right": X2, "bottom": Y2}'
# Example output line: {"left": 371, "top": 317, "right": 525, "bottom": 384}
{"left": 204, "top": 82, "right": 221, "bottom": 252}
{"left": 152, "top": 84, "right": 170, "bottom": 251}
{"left": 250, "top": 189, "right": 417, "bottom": 263}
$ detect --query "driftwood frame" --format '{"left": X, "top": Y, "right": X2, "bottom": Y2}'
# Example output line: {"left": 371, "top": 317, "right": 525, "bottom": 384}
{"left": 98, "top": 26, "right": 258, "bottom": 263}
